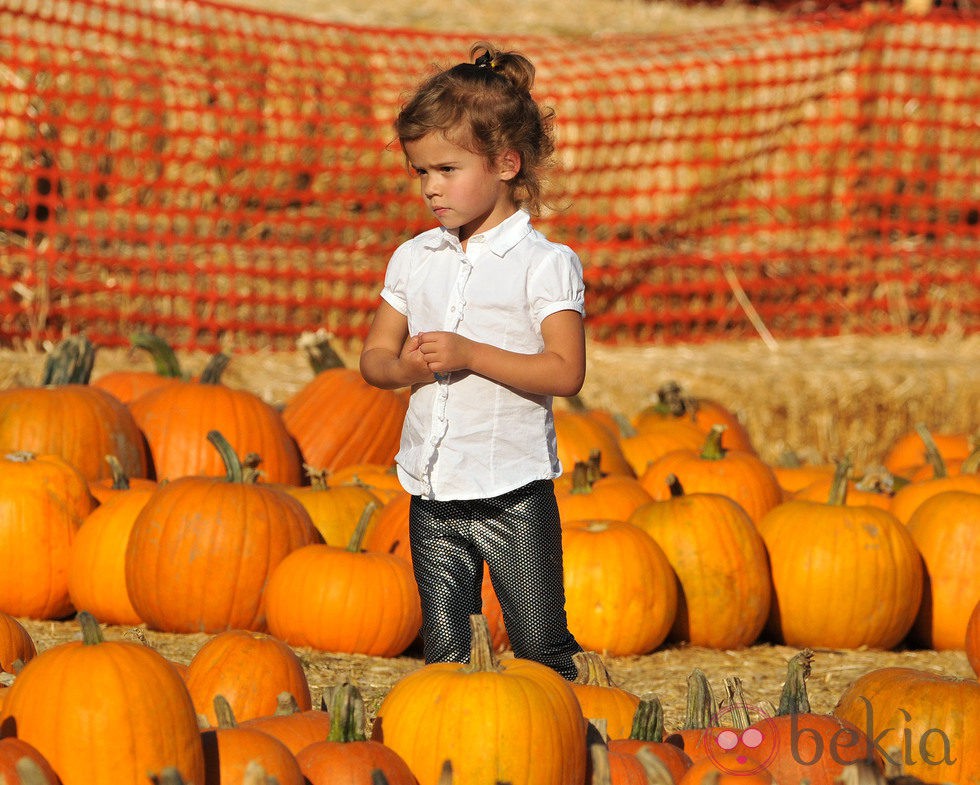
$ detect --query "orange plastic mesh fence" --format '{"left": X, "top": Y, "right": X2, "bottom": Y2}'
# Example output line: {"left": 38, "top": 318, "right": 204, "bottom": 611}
{"left": 0, "top": 0, "right": 977, "bottom": 351}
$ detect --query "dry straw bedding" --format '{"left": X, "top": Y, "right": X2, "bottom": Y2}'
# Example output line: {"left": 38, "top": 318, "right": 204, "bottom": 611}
{"left": 3, "top": 0, "right": 979, "bottom": 734}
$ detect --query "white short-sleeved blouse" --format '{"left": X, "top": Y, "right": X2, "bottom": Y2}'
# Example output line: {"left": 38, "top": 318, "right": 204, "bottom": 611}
{"left": 380, "top": 209, "right": 585, "bottom": 501}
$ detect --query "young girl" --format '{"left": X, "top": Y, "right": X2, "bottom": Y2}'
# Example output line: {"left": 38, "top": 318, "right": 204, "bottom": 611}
{"left": 359, "top": 41, "right": 585, "bottom": 680}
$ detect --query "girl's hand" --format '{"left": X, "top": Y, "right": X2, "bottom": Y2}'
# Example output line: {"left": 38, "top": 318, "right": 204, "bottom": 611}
{"left": 399, "top": 333, "right": 434, "bottom": 384}
{"left": 416, "top": 331, "right": 473, "bottom": 376}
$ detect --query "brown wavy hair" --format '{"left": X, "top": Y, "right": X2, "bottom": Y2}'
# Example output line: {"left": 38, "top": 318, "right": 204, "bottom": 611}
{"left": 394, "top": 41, "right": 557, "bottom": 216}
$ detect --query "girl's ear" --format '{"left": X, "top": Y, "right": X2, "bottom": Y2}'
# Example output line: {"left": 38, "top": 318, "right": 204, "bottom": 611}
{"left": 498, "top": 149, "right": 521, "bottom": 181}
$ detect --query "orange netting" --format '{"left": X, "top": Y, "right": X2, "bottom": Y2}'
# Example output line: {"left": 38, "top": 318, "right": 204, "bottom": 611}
{"left": 0, "top": 0, "right": 977, "bottom": 351}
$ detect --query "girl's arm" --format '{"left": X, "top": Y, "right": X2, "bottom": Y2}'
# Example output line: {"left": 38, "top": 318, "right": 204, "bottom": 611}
{"left": 359, "top": 300, "right": 432, "bottom": 390}
{"left": 416, "top": 309, "right": 585, "bottom": 397}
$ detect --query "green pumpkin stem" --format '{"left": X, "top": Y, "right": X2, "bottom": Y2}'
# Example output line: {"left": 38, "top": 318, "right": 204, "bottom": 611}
{"left": 613, "top": 411, "right": 636, "bottom": 438}
{"left": 572, "top": 651, "right": 615, "bottom": 687}
{"left": 827, "top": 454, "right": 853, "bottom": 506}
{"left": 199, "top": 352, "right": 231, "bottom": 385}
{"left": 463, "top": 614, "right": 504, "bottom": 674}
{"left": 346, "top": 502, "right": 379, "bottom": 553}
{"left": 104, "top": 454, "right": 131, "bottom": 490}
{"left": 680, "top": 669, "right": 716, "bottom": 731}
{"left": 776, "top": 649, "right": 814, "bottom": 716}
{"left": 915, "top": 423, "right": 948, "bottom": 479}
{"left": 129, "top": 333, "right": 184, "bottom": 378}
{"left": 698, "top": 425, "right": 728, "bottom": 461}
{"left": 206, "top": 430, "right": 253, "bottom": 484}
{"left": 371, "top": 771, "right": 392, "bottom": 785}
{"left": 326, "top": 682, "right": 368, "bottom": 743}
{"left": 213, "top": 695, "right": 238, "bottom": 728}
{"left": 721, "top": 676, "right": 752, "bottom": 730}
{"left": 41, "top": 335, "right": 96, "bottom": 386}
{"left": 629, "top": 695, "right": 666, "bottom": 742}
{"left": 570, "top": 461, "right": 595, "bottom": 494}
{"left": 77, "top": 610, "right": 105, "bottom": 646}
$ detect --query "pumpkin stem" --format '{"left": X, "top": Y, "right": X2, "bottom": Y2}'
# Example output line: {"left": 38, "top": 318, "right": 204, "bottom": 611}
{"left": 462, "top": 614, "right": 504, "bottom": 674}
{"left": 199, "top": 352, "right": 231, "bottom": 385}
{"left": 587, "top": 722, "right": 613, "bottom": 784}
{"left": 854, "top": 465, "right": 899, "bottom": 495}
{"left": 656, "top": 381, "right": 691, "bottom": 418}
{"left": 304, "top": 465, "right": 330, "bottom": 490}
{"left": 698, "top": 425, "right": 728, "bottom": 461}
{"left": 915, "top": 423, "right": 948, "bottom": 479}
{"left": 437, "top": 761, "right": 454, "bottom": 785}
{"left": 371, "top": 770, "right": 392, "bottom": 785}
{"left": 835, "top": 760, "right": 889, "bottom": 784}
{"left": 77, "top": 610, "right": 105, "bottom": 646}
{"left": 206, "top": 430, "right": 250, "bottom": 484}
{"left": 129, "top": 333, "right": 184, "bottom": 378}
{"left": 41, "top": 335, "right": 96, "bottom": 386}
{"left": 628, "top": 694, "right": 666, "bottom": 742}
{"left": 13, "top": 757, "right": 54, "bottom": 785}
{"left": 326, "top": 682, "right": 368, "bottom": 743}
{"left": 346, "top": 501, "right": 379, "bottom": 553}
{"left": 720, "top": 676, "right": 752, "bottom": 730}
{"left": 273, "top": 692, "right": 301, "bottom": 716}
{"left": 665, "top": 473, "right": 685, "bottom": 498}
{"left": 963, "top": 445, "right": 980, "bottom": 476}
{"left": 105, "top": 454, "right": 131, "bottom": 490}
{"left": 5, "top": 451, "right": 37, "bottom": 463}
{"left": 570, "top": 461, "right": 595, "bottom": 494}
{"left": 213, "top": 695, "right": 238, "bottom": 728}
{"left": 298, "top": 329, "right": 346, "bottom": 374}
{"left": 776, "top": 649, "right": 813, "bottom": 716}
{"left": 613, "top": 412, "right": 636, "bottom": 438}
{"left": 827, "top": 453, "right": 853, "bottom": 506}
{"left": 586, "top": 450, "right": 604, "bottom": 483}
{"left": 573, "top": 651, "right": 615, "bottom": 687}
{"left": 635, "top": 747, "right": 676, "bottom": 785}
{"left": 679, "top": 668, "right": 716, "bottom": 731}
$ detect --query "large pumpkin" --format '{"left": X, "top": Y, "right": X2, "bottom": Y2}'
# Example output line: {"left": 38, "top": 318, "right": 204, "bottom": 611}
{"left": 758, "top": 457, "right": 923, "bottom": 650}
{"left": 629, "top": 476, "right": 771, "bottom": 649}
{"left": 129, "top": 353, "right": 303, "bottom": 485}
{"left": 0, "top": 336, "right": 148, "bottom": 483}
{"left": 0, "top": 612, "right": 205, "bottom": 785}
{"left": 0, "top": 451, "right": 95, "bottom": 619}
{"left": 125, "top": 431, "right": 321, "bottom": 633}
{"left": 372, "top": 614, "right": 587, "bottom": 785}
{"left": 833, "top": 666, "right": 980, "bottom": 785}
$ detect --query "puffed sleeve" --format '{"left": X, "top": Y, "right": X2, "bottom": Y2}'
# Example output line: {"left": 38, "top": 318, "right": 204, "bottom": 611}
{"left": 379, "top": 239, "right": 413, "bottom": 316}
{"left": 529, "top": 244, "right": 586, "bottom": 323}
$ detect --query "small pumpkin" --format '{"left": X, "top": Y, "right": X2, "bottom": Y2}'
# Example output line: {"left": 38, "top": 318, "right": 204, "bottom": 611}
{"left": 201, "top": 695, "right": 305, "bottom": 785}
{"left": 0, "top": 612, "right": 36, "bottom": 675}
{"left": 555, "top": 459, "right": 653, "bottom": 525}
{"left": 883, "top": 423, "right": 974, "bottom": 478}
{"left": 264, "top": 504, "right": 422, "bottom": 657}
{"left": 239, "top": 692, "right": 332, "bottom": 756}
{"left": 554, "top": 409, "right": 635, "bottom": 478}
{"left": 371, "top": 614, "right": 587, "bottom": 785}
{"left": 283, "top": 466, "right": 384, "bottom": 547}
{"left": 90, "top": 332, "right": 186, "bottom": 404}
{"left": 185, "top": 629, "right": 312, "bottom": 727}
{"left": 0, "top": 737, "right": 60, "bottom": 785}
{"left": 607, "top": 696, "right": 693, "bottom": 783}
{"left": 296, "top": 682, "right": 417, "bottom": 785}
{"left": 568, "top": 651, "right": 641, "bottom": 740}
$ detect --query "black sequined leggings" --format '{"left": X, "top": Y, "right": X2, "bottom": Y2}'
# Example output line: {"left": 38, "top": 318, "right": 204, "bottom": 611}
{"left": 409, "top": 479, "right": 582, "bottom": 681}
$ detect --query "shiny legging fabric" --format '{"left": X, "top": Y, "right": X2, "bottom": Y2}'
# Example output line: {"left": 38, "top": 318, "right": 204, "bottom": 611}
{"left": 409, "top": 479, "right": 583, "bottom": 681}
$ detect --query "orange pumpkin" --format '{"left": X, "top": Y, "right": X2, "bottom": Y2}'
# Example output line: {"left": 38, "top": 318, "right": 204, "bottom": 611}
{"left": 265, "top": 506, "right": 421, "bottom": 657}
{"left": 677, "top": 751, "right": 773, "bottom": 784}
{"left": 906, "top": 490, "right": 980, "bottom": 650}
{"left": 124, "top": 431, "right": 321, "bottom": 633}
{"left": 0, "top": 451, "right": 95, "bottom": 619}
{"left": 664, "top": 668, "right": 719, "bottom": 763}
{"left": 0, "top": 611, "right": 206, "bottom": 785}
{"left": 562, "top": 519, "right": 677, "bottom": 656}
{"left": 240, "top": 693, "right": 332, "bottom": 756}
{"left": 0, "top": 737, "right": 60, "bottom": 785}
{"left": 632, "top": 381, "right": 755, "bottom": 455}
{"left": 201, "top": 695, "right": 305, "bottom": 785}
{"left": 607, "top": 697, "right": 693, "bottom": 784}
{"left": 833, "top": 667, "right": 980, "bottom": 785}
{"left": 569, "top": 651, "right": 641, "bottom": 740}
{"left": 90, "top": 332, "right": 186, "bottom": 404}
{"left": 87, "top": 455, "right": 158, "bottom": 505}
{"left": 888, "top": 449, "right": 980, "bottom": 523}
{"left": 967, "top": 600, "right": 980, "bottom": 678}
{"left": 328, "top": 462, "right": 406, "bottom": 503}
{"left": 883, "top": 424, "right": 974, "bottom": 478}
{"left": 639, "top": 425, "right": 782, "bottom": 524}
{"left": 617, "top": 416, "right": 709, "bottom": 477}
{"left": 0, "top": 612, "right": 36, "bottom": 674}
{"left": 130, "top": 353, "right": 303, "bottom": 485}
{"left": 629, "top": 476, "right": 771, "bottom": 649}
{"left": 0, "top": 336, "right": 149, "bottom": 483}
{"left": 185, "top": 629, "right": 312, "bottom": 726}
{"left": 68, "top": 484, "right": 154, "bottom": 626}
{"left": 555, "top": 460, "right": 653, "bottom": 525}
{"left": 281, "top": 340, "right": 407, "bottom": 473}
{"left": 554, "top": 409, "right": 635, "bottom": 478}
{"left": 757, "top": 458, "right": 923, "bottom": 650}
{"left": 372, "top": 614, "right": 587, "bottom": 785}
{"left": 284, "top": 467, "right": 384, "bottom": 547}
{"left": 296, "top": 682, "right": 417, "bottom": 785}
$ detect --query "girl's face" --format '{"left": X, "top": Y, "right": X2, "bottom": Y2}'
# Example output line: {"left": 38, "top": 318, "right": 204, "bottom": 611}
{"left": 403, "top": 131, "right": 520, "bottom": 246}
